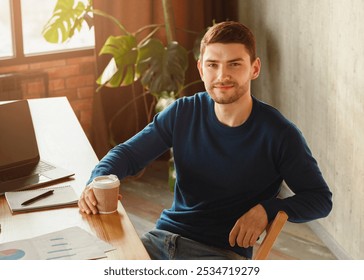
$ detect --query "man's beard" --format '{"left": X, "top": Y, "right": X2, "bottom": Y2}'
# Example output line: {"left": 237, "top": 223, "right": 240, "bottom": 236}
{"left": 208, "top": 81, "right": 250, "bottom": 104}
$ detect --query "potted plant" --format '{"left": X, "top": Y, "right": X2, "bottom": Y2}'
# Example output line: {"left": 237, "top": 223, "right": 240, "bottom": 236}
{"left": 42, "top": 0, "right": 205, "bottom": 190}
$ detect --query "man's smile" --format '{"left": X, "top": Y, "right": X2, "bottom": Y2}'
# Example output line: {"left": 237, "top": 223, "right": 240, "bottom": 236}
{"left": 213, "top": 82, "right": 235, "bottom": 90}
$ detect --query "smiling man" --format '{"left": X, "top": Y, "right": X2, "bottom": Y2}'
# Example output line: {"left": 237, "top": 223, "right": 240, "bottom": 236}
{"left": 198, "top": 41, "right": 260, "bottom": 126}
{"left": 78, "top": 21, "right": 332, "bottom": 260}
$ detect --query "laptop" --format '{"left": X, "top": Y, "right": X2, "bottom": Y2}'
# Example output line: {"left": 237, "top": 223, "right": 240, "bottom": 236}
{"left": 0, "top": 100, "right": 74, "bottom": 195}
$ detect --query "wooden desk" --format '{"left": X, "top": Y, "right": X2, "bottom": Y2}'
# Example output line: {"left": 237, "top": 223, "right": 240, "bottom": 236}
{"left": 0, "top": 97, "right": 150, "bottom": 260}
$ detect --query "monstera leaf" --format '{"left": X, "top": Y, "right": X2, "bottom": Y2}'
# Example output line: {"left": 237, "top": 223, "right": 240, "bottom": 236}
{"left": 42, "top": 0, "right": 90, "bottom": 43}
{"left": 97, "top": 35, "right": 138, "bottom": 87}
{"left": 136, "top": 38, "right": 188, "bottom": 97}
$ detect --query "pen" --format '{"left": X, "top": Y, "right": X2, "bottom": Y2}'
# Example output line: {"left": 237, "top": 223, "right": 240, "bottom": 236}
{"left": 21, "top": 189, "right": 54, "bottom": 206}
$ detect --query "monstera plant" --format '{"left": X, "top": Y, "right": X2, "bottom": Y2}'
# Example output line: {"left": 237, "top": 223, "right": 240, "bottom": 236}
{"left": 42, "top": 0, "right": 201, "bottom": 107}
{"left": 42, "top": 0, "right": 204, "bottom": 190}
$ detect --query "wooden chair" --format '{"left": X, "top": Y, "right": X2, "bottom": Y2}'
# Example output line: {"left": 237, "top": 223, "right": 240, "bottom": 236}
{"left": 253, "top": 211, "right": 289, "bottom": 260}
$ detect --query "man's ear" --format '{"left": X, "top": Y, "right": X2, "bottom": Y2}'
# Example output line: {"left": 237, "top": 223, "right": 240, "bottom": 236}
{"left": 251, "top": 57, "right": 261, "bottom": 80}
{"left": 197, "top": 60, "right": 204, "bottom": 81}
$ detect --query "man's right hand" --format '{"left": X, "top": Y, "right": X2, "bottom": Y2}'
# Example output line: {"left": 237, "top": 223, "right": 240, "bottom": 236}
{"left": 78, "top": 185, "right": 98, "bottom": 215}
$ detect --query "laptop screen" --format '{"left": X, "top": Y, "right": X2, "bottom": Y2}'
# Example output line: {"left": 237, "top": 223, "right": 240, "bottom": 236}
{"left": 0, "top": 100, "right": 39, "bottom": 169}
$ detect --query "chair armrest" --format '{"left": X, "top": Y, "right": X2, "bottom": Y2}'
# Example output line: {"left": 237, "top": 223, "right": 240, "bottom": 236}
{"left": 253, "top": 211, "right": 289, "bottom": 260}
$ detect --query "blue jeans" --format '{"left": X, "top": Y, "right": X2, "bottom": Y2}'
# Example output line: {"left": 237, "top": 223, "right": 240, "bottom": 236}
{"left": 141, "top": 229, "right": 247, "bottom": 260}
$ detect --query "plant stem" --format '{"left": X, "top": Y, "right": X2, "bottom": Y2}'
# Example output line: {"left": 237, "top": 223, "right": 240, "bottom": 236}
{"left": 137, "top": 26, "right": 162, "bottom": 46}
{"left": 148, "top": 97, "right": 157, "bottom": 123}
{"left": 135, "top": 23, "right": 165, "bottom": 35}
{"left": 142, "top": 90, "right": 150, "bottom": 122}
{"left": 176, "top": 27, "right": 201, "bottom": 35}
{"left": 108, "top": 91, "right": 150, "bottom": 146}
{"left": 92, "top": 8, "right": 129, "bottom": 35}
{"left": 131, "top": 81, "right": 140, "bottom": 133}
{"left": 178, "top": 80, "right": 203, "bottom": 96}
{"left": 162, "top": 0, "right": 176, "bottom": 43}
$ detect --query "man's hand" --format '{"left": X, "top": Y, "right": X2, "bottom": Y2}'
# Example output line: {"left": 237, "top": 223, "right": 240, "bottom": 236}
{"left": 78, "top": 185, "right": 98, "bottom": 215}
{"left": 229, "top": 204, "right": 268, "bottom": 248}
{"left": 78, "top": 186, "right": 123, "bottom": 215}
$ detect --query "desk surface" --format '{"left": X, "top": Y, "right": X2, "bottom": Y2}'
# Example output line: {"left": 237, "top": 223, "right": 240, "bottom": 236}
{"left": 0, "top": 97, "right": 150, "bottom": 260}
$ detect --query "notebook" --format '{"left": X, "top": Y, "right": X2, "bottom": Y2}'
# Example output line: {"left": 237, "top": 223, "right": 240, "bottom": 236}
{"left": 0, "top": 100, "right": 74, "bottom": 195}
{"left": 5, "top": 185, "right": 79, "bottom": 213}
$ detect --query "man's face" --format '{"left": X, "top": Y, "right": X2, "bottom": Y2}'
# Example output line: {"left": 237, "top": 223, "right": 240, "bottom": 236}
{"left": 197, "top": 43, "right": 260, "bottom": 105}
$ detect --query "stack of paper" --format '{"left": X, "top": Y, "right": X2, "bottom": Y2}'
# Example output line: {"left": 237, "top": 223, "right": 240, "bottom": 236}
{"left": 0, "top": 227, "right": 115, "bottom": 260}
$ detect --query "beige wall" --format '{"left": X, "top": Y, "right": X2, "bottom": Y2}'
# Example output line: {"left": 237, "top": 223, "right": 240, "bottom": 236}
{"left": 239, "top": 0, "right": 364, "bottom": 259}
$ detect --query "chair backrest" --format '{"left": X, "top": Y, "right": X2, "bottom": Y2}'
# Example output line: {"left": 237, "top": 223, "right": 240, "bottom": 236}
{"left": 253, "top": 211, "right": 288, "bottom": 260}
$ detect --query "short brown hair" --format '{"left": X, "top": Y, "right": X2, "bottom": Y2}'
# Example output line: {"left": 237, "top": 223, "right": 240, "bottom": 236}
{"left": 200, "top": 21, "right": 257, "bottom": 63}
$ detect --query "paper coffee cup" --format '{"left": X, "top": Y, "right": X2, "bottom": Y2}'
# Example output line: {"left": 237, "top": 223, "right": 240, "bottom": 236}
{"left": 91, "top": 175, "right": 120, "bottom": 214}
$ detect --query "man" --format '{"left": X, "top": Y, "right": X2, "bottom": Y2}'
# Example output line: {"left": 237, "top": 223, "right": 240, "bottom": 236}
{"left": 78, "top": 21, "right": 332, "bottom": 259}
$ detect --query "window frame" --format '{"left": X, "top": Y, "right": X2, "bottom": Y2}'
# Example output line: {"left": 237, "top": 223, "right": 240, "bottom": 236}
{"left": 0, "top": 0, "right": 94, "bottom": 67}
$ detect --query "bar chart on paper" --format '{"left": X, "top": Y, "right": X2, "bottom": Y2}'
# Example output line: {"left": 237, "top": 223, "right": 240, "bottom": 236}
{"left": 44, "top": 236, "right": 77, "bottom": 260}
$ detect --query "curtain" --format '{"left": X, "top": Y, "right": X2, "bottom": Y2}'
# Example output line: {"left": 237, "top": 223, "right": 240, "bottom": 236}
{"left": 91, "top": 0, "right": 238, "bottom": 158}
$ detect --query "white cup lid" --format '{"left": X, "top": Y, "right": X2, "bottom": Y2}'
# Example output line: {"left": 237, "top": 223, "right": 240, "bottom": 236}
{"left": 92, "top": 174, "right": 119, "bottom": 189}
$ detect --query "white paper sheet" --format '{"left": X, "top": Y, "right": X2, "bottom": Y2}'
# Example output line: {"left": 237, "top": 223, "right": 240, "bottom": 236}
{"left": 0, "top": 226, "right": 115, "bottom": 260}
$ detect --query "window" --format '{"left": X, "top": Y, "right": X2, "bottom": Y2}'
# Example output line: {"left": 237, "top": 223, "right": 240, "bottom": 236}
{"left": 0, "top": 0, "right": 95, "bottom": 64}
{"left": 0, "top": 0, "right": 14, "bottom": 58}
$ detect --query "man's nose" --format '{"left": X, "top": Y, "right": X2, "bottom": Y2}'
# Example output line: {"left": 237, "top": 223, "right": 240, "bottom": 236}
{"left": 217, "top": 65, "right": 230, "bottom": 80}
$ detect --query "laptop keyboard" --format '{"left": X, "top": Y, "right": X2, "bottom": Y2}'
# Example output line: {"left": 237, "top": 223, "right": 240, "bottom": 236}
{"left": 0, "top": 161, "right": 56, "bottom": 183}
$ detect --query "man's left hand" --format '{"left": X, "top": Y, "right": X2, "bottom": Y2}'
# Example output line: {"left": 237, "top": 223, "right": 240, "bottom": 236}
{"left": 229, "top": 204, "right": 268, "bottom": 248}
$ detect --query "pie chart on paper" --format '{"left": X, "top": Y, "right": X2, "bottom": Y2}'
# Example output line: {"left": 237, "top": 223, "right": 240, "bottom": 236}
{"left": 0, "top": 249, "right": 26, "bottom": 260}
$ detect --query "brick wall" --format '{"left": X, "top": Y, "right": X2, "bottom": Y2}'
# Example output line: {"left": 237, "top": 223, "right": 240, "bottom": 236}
{"left": 0, "top": 54, "right": 96, "bottom": 140}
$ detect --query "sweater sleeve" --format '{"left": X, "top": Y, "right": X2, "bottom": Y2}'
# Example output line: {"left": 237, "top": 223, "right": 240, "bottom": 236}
{"left": 260, "top": 125, "right": 333, "bottom": 223}
{"left": 86, "top": 105, "right": 175, "bottom": 185}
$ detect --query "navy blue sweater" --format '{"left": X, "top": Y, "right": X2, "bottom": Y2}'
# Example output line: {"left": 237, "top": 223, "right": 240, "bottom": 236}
{"left": 88, "top": 92, "right": 332, "bottom": 258}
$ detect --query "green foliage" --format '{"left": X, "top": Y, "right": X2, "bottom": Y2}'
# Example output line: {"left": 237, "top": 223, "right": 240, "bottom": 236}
{"left": 42, "top": 0, "right": 91, "bottom": 43}
{"left": 42, "top": 0, "right": 198, "bottom": 101}
{"left": 97, "top": 35, "right": 138, "bottom": 87}
{"left": 43, "top": 0, "right": 205, "bottom": 192}
{"left": 137, "top": 39, "right": 188, "bottom": 96}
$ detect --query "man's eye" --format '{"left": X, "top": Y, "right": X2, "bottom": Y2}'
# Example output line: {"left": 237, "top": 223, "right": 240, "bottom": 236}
{"left": 230, "top": 63, "right": 241, "bottom": 67}
{"left": 207, "top": 63, "right": 217, "bottom": 68}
